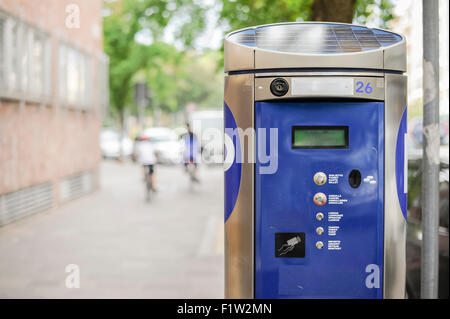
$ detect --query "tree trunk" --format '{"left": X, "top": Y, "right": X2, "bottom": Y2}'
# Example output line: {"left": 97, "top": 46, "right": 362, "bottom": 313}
{"left": 311, "top": 0, "right": 356, "bottom": 23}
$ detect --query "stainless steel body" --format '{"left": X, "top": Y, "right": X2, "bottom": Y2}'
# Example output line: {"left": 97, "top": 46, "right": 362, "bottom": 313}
{"left": 383, "top": 74, "right": 408, "bottom": 298}
{"left": 224, "top": 74, "right": 254, "bottom": 298}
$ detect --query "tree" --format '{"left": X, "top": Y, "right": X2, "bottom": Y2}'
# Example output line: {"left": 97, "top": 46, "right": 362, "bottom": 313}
{"left": 134, "top": 47, "right": 224, "bottom": 115}
{"left": 174, "top": 51, "right": 224, "bottom": 110}
{"left": 311, "top": 0, "right": 356, "bottom": 22}
{"left": 220, "top": 0, "right": 394, "bottom": 32}
{"left": 103, "top": 0, "right": 206, "bottom": 128}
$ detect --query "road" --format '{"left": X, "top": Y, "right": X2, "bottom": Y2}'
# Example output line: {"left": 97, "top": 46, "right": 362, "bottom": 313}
{"left": 0, "top": 161, "right": 224, "bottom": 298}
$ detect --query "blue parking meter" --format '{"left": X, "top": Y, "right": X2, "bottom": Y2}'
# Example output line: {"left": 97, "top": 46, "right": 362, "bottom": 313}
{"left": 224, "top": 23, "right": 407, "bottom": 299}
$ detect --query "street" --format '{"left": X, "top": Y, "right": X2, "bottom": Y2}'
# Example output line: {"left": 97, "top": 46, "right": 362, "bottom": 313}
{"left": 0, "top": 161, "right": 224, "bottom": 298}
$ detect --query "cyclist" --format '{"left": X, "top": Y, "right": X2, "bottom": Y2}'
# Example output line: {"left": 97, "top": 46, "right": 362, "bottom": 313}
{"left": 136, "top": 135, "right": 157, "bottom": 192}
{"left": 181, "top": 123, "right": 201, "bottom": 183}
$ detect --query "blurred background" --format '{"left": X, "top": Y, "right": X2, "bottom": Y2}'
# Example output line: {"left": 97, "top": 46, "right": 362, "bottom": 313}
{"left": 0, "top": 0, "right": 448, "bottom": 298}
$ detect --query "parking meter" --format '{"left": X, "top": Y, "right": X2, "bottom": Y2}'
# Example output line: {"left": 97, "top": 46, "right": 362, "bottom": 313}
{"left": 224, "top": 23, "right": 407, "bottom": 299}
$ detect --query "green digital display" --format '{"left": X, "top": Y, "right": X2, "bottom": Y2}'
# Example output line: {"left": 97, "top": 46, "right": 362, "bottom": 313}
{"left": 292, "top": 126, "right": 348, "bottom": 149}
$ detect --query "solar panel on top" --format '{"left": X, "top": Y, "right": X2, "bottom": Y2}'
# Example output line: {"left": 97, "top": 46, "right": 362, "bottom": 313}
{"left": 228, "top": 23, "right": 402, "bottom": 54}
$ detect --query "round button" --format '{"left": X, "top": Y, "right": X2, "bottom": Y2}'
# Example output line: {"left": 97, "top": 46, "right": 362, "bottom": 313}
{"left": 316, "top": 212, "right": 325, "bottom": 221}
{"left": 316, "top": 227, "right": 324, "bottom": 235}
{"left": 313, "top": 192, "right": 327, "bottom": 207}
{"left": 314, "top": 172, "right": 327, "bottom": 186}
{"left": 316, "top": 241, "right": 324, "bottom": 249}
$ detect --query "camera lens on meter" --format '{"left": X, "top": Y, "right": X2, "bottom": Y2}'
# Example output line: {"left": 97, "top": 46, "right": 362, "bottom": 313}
{"left": 270, "top": 78, "right": 289, "bottom": 96}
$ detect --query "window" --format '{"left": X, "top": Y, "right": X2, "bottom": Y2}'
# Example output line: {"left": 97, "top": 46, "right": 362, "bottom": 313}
{"left": 25, "top": 27, "right": 51, "bottom": 99}
{"left": 6, "top": 18, "right": 19, "bottom": 92}
{"left": 0, "top": 14, "right": 5, "bottom": 90}
{"left": 98, "top": 54, "right": 109, "bottom": 117}
{"left": 31, "top": 32, "right": 44, "bottom": 96}
{"left": 0, "top": 10, "right": 51, "bottom": 102}
{"left": 58, "top": 43, "right": 94, "bottom": 110}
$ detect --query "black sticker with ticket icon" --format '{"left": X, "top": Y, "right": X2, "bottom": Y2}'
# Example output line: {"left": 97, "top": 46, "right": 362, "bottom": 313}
{"left": 275, "top": 233, "right": 305, "bottom": 258}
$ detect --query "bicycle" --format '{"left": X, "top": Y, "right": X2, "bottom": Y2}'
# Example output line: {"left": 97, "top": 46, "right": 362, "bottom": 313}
{"left": 144, "top": 165, "right": 154, "bottom": 202}
{"left": 185, "top": 158, "right": 199, "bottom": 189}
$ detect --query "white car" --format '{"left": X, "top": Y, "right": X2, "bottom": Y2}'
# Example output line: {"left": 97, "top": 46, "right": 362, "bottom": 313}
{"left": 138, "top": 127, "right": 183, "bottom": 164}
{"left": 100, "top": 129, "right": 133, "bottom": 159}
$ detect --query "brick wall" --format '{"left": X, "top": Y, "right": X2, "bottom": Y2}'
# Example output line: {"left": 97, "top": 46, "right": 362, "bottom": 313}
{"left": 0, "top": 0, "right": 105, "bottom": 205}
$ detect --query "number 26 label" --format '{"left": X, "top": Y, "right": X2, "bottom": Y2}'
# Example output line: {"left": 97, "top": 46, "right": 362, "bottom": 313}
{"left": 355, "top": 81, "right": 373, "bottom": 94}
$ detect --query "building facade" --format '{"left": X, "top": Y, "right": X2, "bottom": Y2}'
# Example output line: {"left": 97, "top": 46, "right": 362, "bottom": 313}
{"left": 0, "top": 0, "right": 108, "bottom": 226}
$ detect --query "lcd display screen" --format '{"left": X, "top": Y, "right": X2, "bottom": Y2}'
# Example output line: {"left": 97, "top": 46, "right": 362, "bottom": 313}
{"left": 292, "top": 126, "right": 348, "bottom": 149}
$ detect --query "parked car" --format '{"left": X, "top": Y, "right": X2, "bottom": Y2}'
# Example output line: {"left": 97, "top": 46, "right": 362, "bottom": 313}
{"left": 135, "top": 127, "right": 182, "bottom": 165}
{"left": 100, "top": 129, "right": 133, "bottom": 159}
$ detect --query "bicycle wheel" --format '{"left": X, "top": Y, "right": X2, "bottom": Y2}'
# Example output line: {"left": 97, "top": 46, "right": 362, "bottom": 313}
{"left": 145, "top": 175, "right": 152, "bottom": 202}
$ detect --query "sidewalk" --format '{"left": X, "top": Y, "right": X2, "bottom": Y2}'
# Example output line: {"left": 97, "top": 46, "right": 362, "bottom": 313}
{"left": 0, "top": 161, "right": 224, "bottom": 298}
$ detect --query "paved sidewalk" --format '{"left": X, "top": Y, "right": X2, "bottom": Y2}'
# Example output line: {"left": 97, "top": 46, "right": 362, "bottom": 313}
{"left": 0, "top": 161, "right": 224, "bottom": 298}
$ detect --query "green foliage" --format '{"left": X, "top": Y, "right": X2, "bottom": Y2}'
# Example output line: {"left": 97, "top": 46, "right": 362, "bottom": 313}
{"left": 139, "top": 43, "right": 183, "bottom": 113}
{"left": 103, "top": 0, "right": 206, "bottom": 122}
{"left": 220, "top": 0, "right": 313, "bottom": 31}
{"left": 354, "top": 0, "right": 394, "bottom": 29}
{"left": 142, "top": 49, "right": 224, "bottom": 113}
{"left": 176, "top": 51, "right": 224, "bottom": 110}
{"left": 220, "top": 0, "right": 394, "bottom": 32}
